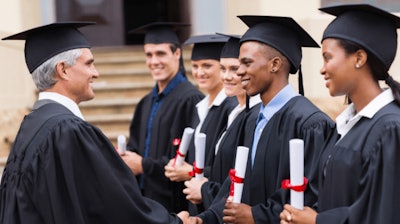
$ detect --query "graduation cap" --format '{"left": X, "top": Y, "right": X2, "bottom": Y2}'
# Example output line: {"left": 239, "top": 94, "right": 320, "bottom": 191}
{"left": 320, "top": 4, "right": 400, "bottom": 74}
{"left": 216, "top": 33, "right": 241, "bottom": 59}
{"left": 2, "top": 22, "right": 94, "bottom": 73}
{"left": 129, "top": 22, "right": 190, "bottom": 45}
{"left": 238, "top": 15, "right": 319, "bottom": 74}
{"left": 184, "top": 34, "right": 229, "bottom": 60}
{"left": 238, "top": 15, "right": 319, "bottom": 95}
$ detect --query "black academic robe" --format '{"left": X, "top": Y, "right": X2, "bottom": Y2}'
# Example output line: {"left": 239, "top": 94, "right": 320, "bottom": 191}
{"left": 200, "top": 104, "right": 261, "bottom": 209}
{"left": 313, "top": 102, "right": 400, "bottom": 224}
{"left": 0, "top": 102, "right": 182, "bottom": 224}
{"left": 198, "top": 96, "right": 334, "bottom": 224}
{"left": 127, "top": 81, "right": 204, "bottom": 213}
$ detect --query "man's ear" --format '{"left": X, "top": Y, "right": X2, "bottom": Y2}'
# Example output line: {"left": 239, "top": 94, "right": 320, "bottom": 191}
{"left": 270, "top": 56, "right": 282, "bottom": 73}
{"left": 174, "top": 47, "right": 181, "bottom": 59}
{"left": 56, "top": 62, "right": 70, "bottom": 80}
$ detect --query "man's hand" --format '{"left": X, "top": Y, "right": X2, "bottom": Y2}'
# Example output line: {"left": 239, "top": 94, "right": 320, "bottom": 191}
{"left": 177, "top": 211, "right": 190, "bottom": 224}
{"left": 188, "top": 216, "right": 203, "bottom": 224}
{"left": 183, "top": 177, "right": 208, "bottom": 204}
{"left": 279, "top": 204, "right": 317, "bottom": 224}
{"left": 222, "top": 201, "right": 254, "bottom": 224}
{"left": 164, "top": 159, "right": 193, "bottom": 182}
{"left": 120, "top": 151, "right": 143, "bottom": 175}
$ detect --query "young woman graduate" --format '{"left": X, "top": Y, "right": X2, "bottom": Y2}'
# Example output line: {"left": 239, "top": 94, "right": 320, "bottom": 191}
{"left": 280, "top": 4, "right": 400, "bottom": 224}
{"left": 164, "top": 34, "right": 238, "bottom": 213}
{"left": 182, "top": 34, "right": 262, "bottom": 209}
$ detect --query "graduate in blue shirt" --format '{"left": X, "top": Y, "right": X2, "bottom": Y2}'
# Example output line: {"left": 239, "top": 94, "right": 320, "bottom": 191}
{"left": 122, "top": 22, "right": 204, "bottom": 213}
{"left": 191, "top": 16, "right": 334, "bottom": 224}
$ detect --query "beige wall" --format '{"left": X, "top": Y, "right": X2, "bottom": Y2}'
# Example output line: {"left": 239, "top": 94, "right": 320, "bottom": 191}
{"left": 0, "top": 0, "right": 42, "bottom": 155}
{"left": 0, "top": 0, "right": 42, "bottom": 110}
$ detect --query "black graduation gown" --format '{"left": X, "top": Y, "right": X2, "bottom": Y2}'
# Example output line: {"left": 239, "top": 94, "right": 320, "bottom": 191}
{"left": 313, "top": 102, "right": 400, "bottom": 224}
{"left": 198, "top": 96, "right": 334, "bottom": 223}
{"left": 200, "top": 104, "right": 261, "bottom": 209}
{"left": 127, "top": 81, "right": 204, "bottom": 213}
{"left": 0, "top": 102, "right": 182, "bottom": 224}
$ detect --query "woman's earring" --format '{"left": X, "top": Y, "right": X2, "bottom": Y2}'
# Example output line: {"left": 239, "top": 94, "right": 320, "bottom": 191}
{"left": 355, "top": 64, "right": 360, "bottom": 69}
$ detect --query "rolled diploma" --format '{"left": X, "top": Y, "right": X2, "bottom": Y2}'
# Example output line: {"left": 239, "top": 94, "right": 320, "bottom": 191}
{"left": 175, "top": 127, "right": 194, "bottom": 166}
{"left": 233, "top": 146, "right": 249, "bottom": 203}
{"left": 117, "top": 135, "right": 126, "bottom": 155}
{"left": 194, "top": 133, "right": 206, "bottom": 180}
{"left": 289, "top": 139, "right": 304, "bottom": 210}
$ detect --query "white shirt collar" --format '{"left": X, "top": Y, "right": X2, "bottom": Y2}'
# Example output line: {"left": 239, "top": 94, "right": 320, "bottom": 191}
{"left": 196, "top": 89, "right": 228, "bottom": 120}
{"left": 213, "top": 89, "right": 228, "bottom": 107}
{"left": 249, "top": 94, "right": 262, "bottom": 108}
{"left": 38, "top": 92, "right": 85, "bottom": 120}
{"left": 336, "top": 88, "right": 394, "bottom": 138}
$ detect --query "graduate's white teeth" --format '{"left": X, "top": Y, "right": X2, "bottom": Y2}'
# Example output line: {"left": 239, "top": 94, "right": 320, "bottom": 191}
{"left": 241, "top": 79, "right": 249, "bottom": 86}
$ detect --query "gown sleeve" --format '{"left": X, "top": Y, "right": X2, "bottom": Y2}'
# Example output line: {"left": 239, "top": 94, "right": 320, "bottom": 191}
{"left": 201, "top": 181, "right": 222, "bottom": 209}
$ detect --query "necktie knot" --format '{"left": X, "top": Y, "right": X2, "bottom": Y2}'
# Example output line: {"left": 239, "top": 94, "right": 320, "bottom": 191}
{"left": 257, "top": 113, "right": 265, "bottom": 125}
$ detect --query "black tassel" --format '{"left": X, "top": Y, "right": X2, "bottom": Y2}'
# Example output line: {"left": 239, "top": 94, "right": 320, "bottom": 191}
{"left": 298, "top": 64, "right": 304, "bottom": 96}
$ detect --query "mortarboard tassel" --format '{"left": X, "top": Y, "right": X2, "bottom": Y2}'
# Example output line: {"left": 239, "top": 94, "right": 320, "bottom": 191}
{"left": 298, "top": 64, "right": 304, "bottom": 96}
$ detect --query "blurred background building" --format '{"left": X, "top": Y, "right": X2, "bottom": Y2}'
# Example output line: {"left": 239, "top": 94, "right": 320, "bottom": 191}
{"left": 0, "top": 0, "right": 399, "bottom": 165}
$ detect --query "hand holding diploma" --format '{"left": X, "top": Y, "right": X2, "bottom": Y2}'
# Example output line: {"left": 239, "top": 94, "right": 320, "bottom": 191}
{"left": 222, "top": 147, "right": 253, "bottom": 224}
{"left": 165, "top": 159, "right": 193, "bottom": 182}
{"left": 279, "top": 139, "right": 316, "bottom": 224}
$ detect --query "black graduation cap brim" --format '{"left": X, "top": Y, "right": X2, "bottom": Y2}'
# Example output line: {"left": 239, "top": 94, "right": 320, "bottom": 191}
{"left": 238, "top": 15, "right": 319, "bottom": 74}
{"left": 2, "top": 22, "right": 94, "bottom": 73}
{"left": 216, "top": 33, "right": 241, "bottom": 59}
{"left": 128, "top": 22, "right": 190, "bottom": 45}
{"left": 184, "top": 34, "right": 229, "bottom": 60}
{"left": 320, "top": 4, "right": 400, "bottom": 71}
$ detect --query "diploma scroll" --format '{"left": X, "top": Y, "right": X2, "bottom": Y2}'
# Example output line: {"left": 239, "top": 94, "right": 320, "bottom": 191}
{"left": 173, "top": 127, "right": 194, "bottom": 166}
{"left": 117, "top": 134, "right": 126, "bottom": 155}
{"left": 194, "top": 133, "right": 206, "bottom": 180}
{"left": 230, "top": 146, "right": 249, "bottom": 203}
{"left": 288, "top": 139, "right": 305, "bottom": 210}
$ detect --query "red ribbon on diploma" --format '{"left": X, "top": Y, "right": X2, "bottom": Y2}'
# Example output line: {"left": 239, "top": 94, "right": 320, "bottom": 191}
{"left": 281, "top": 177, "right": 308, "bottom": 192}
{"left": 229, "top": 169, "right": 244, "bottom": 197}
{"left": 172, "top": 149, "right": 186, "bottom": 166}
{"left": 188, "top": 161, "right": 203, "bottom": 177}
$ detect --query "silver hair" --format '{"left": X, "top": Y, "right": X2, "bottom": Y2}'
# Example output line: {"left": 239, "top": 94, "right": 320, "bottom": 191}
{"left": 31, "top": 48, "right": 82, "bottom": 91}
